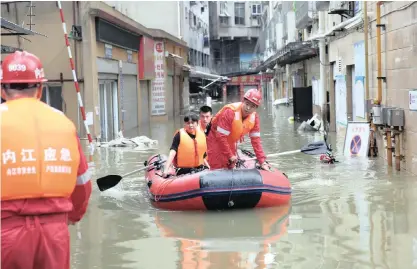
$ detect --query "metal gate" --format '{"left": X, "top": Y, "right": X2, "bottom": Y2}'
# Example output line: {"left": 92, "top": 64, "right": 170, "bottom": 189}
{"left": 99, "top": 80, "right": 119, "bottom": 142}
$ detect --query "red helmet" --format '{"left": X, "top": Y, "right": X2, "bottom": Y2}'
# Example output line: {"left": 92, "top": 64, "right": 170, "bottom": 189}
{"left": 1, "top": 51, "right": 47, "bottom": 84}
{"left": 243, "top": 88, "right": 262, "bottom": 106}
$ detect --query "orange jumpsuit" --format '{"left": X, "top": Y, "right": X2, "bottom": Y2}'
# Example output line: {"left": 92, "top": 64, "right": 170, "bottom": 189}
{"left": 1, "top": 98, "right": 92, "bottom": 269}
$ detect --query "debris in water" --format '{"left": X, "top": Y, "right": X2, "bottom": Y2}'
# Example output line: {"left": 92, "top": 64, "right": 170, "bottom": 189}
{"left": 97, "top": 131, "right": 158, "bottom": 149}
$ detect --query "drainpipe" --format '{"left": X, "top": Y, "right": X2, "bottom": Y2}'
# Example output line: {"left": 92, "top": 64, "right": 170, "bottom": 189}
{"left": 394, "top": 132, "right": 401, "bottom": 171}
{"left": 376, "top": 1, "right": 383, "bottom": 104}
{"left": 364, "top": 2, "right": 377, "bottom": 156}
{"left": 177, "top": 1, "right": 181, "bottom": 39}
{"left": 376, "top": 1, "right": 392, "bottom": 165}
{"left": 363, "top": 2, "right": 370, "bottom": 117}
{"left": 318, "top": 10, "right": 327, "bottom": 123}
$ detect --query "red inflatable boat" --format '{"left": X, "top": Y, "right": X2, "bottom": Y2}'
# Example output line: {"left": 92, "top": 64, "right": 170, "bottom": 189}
{"left": 144, "top": 149, "right": 292, "bottom": 211}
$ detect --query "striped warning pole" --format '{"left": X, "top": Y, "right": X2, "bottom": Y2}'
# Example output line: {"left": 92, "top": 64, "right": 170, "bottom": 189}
{"left": 57, "top": 1, "right": 95, "bottom": 165}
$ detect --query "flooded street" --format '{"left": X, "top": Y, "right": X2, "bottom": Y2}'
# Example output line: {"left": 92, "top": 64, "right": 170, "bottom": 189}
{"left": 70, "top": 102, "right": 417, "bottom": 269}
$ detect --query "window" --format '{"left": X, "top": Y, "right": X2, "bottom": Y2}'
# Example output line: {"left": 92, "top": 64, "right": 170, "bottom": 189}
{"left": 234, "top": 3, "right": 245, "bottom": 25}
{"left": 189, "top": 11, "right": 193, "bottom": 26}
{"left": 252, "top": 4, "right": 262, "bottom": 15}
{"left": 220, "top": 1, "right": 228, "bottom": 15}
{"left": 127, "top": 50, "right": 133, "bottom": 63}
{"left": 220, "top": 16, "right": 229, "bottom": 26}
{"left": 41, "top": 85, "right": 63, "bottom": 111}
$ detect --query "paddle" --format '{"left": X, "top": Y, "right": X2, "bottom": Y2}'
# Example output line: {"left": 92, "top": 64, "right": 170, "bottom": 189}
{"left": 96, "top": 159, "right": 166, "bottom": 192}
{"left": 245, "top": 141, "right": 329, "bottom": 160}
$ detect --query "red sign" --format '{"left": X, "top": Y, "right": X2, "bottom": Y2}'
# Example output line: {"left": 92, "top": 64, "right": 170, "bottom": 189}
{"left": 226, "top": 74, "right": 274, "bottom": 85}
{"left": 139, "top": 36, "right": 155, "bottom": 79}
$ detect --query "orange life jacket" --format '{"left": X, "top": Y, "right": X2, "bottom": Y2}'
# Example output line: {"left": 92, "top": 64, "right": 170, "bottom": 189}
{"left": 176, "top": 128, "right": 207, "bottom": 168}
{"left": 1, "top": 98, "right": 80, "bottom": 201}
{"left": 211, "top": 102, "right": 256, "bottom": 144}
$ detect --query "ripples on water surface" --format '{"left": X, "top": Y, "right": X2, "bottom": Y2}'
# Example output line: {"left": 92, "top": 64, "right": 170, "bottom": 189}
{"left": 70, "top": 104, "right": 417, "bottom": 269}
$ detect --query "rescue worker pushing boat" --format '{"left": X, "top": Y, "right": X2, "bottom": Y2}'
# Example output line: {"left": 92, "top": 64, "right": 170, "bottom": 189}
{"left": 162, "top": 113, "right": 209, "bottom": 177}
{"left": 206, "top": 88, "right": 271, "bottom": 170}
{"left": 1, "top": 51, "right": 92, "bottom": 269}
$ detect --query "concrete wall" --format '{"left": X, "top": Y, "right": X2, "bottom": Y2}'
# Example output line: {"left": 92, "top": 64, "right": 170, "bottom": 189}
{"left": 104, "top": 1, "right": 180, "bottom": 38}
{"left": 367, "top": 1, "right": 417, "bottom": 175}
{"left": 181, "top": 1, "right": 210, "bottom": 55}
{"left": 1, "top": 1, "right": 81, "bottom": 129}
{"left": 328, "top": 31, "right": 364, "bottom": 67}
{"left": 305, "top": 58, "right": 320, "bottom": 86}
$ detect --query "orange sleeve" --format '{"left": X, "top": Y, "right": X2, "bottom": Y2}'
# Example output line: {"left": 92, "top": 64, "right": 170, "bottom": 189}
{"left": 68, "top": 136, "right": 92, "bottom": 223}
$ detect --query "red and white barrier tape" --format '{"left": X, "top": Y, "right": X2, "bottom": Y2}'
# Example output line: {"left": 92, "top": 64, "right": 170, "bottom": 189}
{"left": 57, "top": 1, "right": 95, "bottom": 166}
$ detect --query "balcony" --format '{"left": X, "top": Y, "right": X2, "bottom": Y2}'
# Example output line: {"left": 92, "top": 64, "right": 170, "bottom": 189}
{"left": 295, "top": 1, "right": 316, "bottom": 30}
{"left": 217, "top": 26, "right": 260, "bottom": 38}
{"left": 213, "top": 60, "right": 259, "bottom": 76}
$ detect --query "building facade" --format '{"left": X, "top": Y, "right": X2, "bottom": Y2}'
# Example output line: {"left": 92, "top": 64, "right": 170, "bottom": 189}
{"left": 103, "top": 1, "right": 225, "bottom": 110}
{"left": 209, "top": 1, "right": 263, "bottom": 76}
{"left": 255, "top": 1, "right": 417, "bottom": 175}
{"left": 1, "top": 1, "right": 189, "bottom": 143}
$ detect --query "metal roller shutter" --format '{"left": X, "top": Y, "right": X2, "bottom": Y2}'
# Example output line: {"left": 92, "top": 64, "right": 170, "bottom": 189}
{"left": 121, "top": 75, "right": 139, "bottom": 138}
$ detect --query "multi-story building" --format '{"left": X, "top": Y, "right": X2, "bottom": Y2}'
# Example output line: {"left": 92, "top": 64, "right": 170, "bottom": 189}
{"left": 255, "top": 1, "right": 417, "bottom": 175}
{"left": 1, "top": 1, "right": 188, "bottom": 144}
{"left": 104, "top": 1, "right": 224, "bottom": 108}
{"left": 209, "top": 1, "right": 264, "bottom": 76}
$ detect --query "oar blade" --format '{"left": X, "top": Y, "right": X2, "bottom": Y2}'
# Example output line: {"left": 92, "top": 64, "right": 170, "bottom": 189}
{"left": 97, "top": 175, "right": 123, "bottom": 192}
{"left": 300, "top": 141, "right": 329, "bottom": 155}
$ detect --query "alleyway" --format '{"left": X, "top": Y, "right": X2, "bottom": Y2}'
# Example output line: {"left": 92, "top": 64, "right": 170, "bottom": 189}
{"left": 70, "top": 103, "right": 416, "bottom": 269}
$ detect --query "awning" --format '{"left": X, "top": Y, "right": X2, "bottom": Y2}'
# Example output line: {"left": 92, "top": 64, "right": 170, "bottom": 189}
{"left": 255, "top": 41, "right": 318, "bottom": 71}
{"left": 1, "top": 17, "right": 47, "bottom": 37}
{"left": 306, "top": 13, "right": 363, "bottom": 41}
{"left": 190, "top": 69, "right": 229, "bottom": 82}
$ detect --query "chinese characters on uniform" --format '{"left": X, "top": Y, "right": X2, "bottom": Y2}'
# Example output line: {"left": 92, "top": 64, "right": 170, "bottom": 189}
{"left": 2, "top": 147, "right": 73, "bottom": 176}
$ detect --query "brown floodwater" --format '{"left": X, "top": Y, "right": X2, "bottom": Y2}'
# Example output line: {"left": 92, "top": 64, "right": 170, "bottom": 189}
{"left": 70, "top": 101, "right": 417, "bottom": 269}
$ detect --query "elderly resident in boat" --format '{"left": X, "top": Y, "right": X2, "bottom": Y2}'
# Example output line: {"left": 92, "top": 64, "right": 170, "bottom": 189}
{"left": 162, "top": 113, "right": 210, "bottom": 178}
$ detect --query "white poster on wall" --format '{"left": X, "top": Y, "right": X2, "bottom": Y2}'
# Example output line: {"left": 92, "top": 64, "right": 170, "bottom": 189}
{"left": 354, "top": 40, "right": 366, "bottom": 119}
{"left": 312, "top": 78, "right": 319, "bottom": 106}
{"left": 335, "top": 75, "right": 347, "bottom": 127}
{"left": 410, "top": 90, "right": 417, "bottom": 111}
{"left": 151, "top": 41, "right": 166, "bottom": 116}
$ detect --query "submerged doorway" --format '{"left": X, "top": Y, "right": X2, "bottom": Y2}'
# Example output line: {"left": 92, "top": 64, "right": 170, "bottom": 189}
{"left": 99, "top": 80, "right": 119, "bottom": 142}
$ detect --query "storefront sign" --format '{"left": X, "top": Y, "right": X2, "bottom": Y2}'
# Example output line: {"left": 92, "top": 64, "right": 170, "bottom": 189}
{"left": 227, "top": 74, "right": 274, "bottom": 85}
{"left": 151, "top": 41, "right": 166, "bottom": 116}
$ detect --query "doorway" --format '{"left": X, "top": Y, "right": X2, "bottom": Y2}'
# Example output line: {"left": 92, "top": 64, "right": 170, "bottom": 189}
{"left": 139, "top": 80, "right": 151, "bottom": 136}
{"left": 99, "top": 80, "right": 119, "bottom": 142}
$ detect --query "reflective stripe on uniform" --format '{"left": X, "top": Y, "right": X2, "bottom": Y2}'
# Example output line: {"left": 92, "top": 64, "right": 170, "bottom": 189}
{"left": 249, "top": 132, "right": 260, "bottom": 137}
{"left": 76, "top": 169, "right": 91, "bottom": 185}
{"left": 217, "top": 126, "right": 231, "bottom": 136}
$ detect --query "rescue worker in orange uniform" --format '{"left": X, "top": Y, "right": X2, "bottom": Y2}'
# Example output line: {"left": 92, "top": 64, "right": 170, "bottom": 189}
{"left": 199, "top": 105, "right": 212, "bottom": 134}
{"left": 206, "top": 88, "right": 271, "bottom": 170}
{"left": 162, "top": 113, "right": 209, "bottom": 177}
{"left": 1, "top": 51, "right": 92, "bottom": 269}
